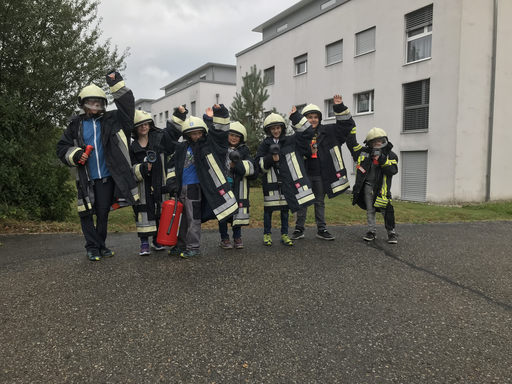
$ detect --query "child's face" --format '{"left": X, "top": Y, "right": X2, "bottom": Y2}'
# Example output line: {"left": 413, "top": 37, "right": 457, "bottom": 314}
{"left": 371, "top": 138, "right": 384, "bottom": 148}
{"left": 270, "top": 125, "right": 282, "bottom": 139}
{"left": 137, "top": 123, "right": 150, "bottom": 136}
{"left": 228, "top": 133, "right": 241, "bottom": 147}
{"left": 305, "top": 113, "right": 319, "bottom": 129}
{"left": 187, "top": 130, "right": 203, "bottom": 142}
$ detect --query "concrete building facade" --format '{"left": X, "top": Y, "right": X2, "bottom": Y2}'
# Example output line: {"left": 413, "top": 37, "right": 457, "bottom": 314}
{"left": 151, "top": 63, "right": 237, "bottom": 128}
{"left": 134, "top": 98, "right": 155, "bottom": 113}
{"left": 236, "top": 0, "right": 512, "bottom": 203}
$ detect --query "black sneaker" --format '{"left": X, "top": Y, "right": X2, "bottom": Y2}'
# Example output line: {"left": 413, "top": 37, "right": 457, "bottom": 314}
{"left": 316, "top": 229, "right": 335, "bottom": 241}
{"left": 87, "top": 250, "right": 101, "bottom": 261}
{"left": 99, "top": 247, "right": 114, "bottom": 258}
{"left": 290, "top": 229, "right": 305, "bottom": 240}
{"left": 388, "top": 233, "right": 398, "bottom": 244}
{"left": 363, "top": 232, "right": 376, "bottom": 242}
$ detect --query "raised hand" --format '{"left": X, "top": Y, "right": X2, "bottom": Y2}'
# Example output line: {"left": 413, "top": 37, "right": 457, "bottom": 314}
{"left": 333, "top": 94, "right": 343, "bottom": 105}
{"left": 205, "top": 107, "right": 213, "bottom": 118}
{"left": 290, "top": 106, "right": 297, "bottom": 115}
{"left": 178, "top": 105, "right": 186, "bottom": 114}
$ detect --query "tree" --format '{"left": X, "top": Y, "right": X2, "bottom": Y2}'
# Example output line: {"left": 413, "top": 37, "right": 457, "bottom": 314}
{"left": 0, "top": 0, "right": 129, "bottom": 221}
{"left": 229, "top": 65, "right": 271, "bottom": 156}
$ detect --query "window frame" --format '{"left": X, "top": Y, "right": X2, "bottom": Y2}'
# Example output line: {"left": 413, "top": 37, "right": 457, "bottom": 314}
{"left": 264, "top": 66, "right": 275, "bottom": 85}
{"left": 354, "top": 90, "right": 375, "bottom": 115}
{"left": 325, "top": 99, "right": 335, "bottom": 119}
{"left": 405, "top": 5, "right": 433, "bottom": 64}
{"left": 294, "top": 54, "right": 308, "bottom": 76}
{"left": 326, "top": 39, "right": 343, "bottom": 66}
{"left": 355, "top": 27, "right": 376, "bottom": 57}
{"left": 402, "top": 79, "right": 430, "bottom": 132}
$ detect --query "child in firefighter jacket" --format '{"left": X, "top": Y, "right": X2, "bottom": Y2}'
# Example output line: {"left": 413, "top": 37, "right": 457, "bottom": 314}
{"left": 202, "top": 112, "right": 258, "bottom": 250}
{"left": 289, "top": 95, "right": 352, "bottom": 241}
{"left": 56, "top": 71, "right": 139, "bottom": 261}
{"left": 346, "top": 122, "right": 399, "bottom": 244}
{"left": 165, "top": 104, "right": 238, "bottom": 258}
{"left": 255, "top": 108, "right": 316, "bottom": 246}
{"left": 130, "top": 110, "right": 177, "bottom": 256}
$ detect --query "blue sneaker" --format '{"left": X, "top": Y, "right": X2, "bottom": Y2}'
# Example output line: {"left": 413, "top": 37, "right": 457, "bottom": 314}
{"left": 139, "top": 242, "right": 150, "bottom": 256}
{"left": 180, "top": 249, "right": 201, "bottom": 258}
{"left": 151, "top": 239, "right": 166, "bottom": 251}
{"left": 168, "top": 245, "right": 184, "bottom": 255}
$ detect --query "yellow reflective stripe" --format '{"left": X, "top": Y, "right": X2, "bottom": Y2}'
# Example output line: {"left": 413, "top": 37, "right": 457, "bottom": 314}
{"left": 290, "top": 152, "right": 303, "bottom": 179}
{"left": 110, "top": 80, "right": 126, "bottom": 94}
{"left": 351, "top": 127, "right": 357, "bottom": 134}
{"left": 336, "top": 109, "right": 350, "bottom": 116}
{"left": 216, "top": 203, "right": 238, "bottom": 221}
{"left": 353, "top": 144, "right": 362, "bottom": 151}
{"left": 233, "top": 219, "right": 249, "bottom": 226}
{"left": 381, "top": 158, "right": 397, "bottom": 168}
{"left": 206, "top": 154, "right": 226, "bottom": 184}
{"left": 298, "top": 193, "right": 315, "bottom": 205}
{"left": 68, "top": 148, "right": 81, "bottom": 166}
{"left": 172, "top": 115, "right": 184, "bottom": 126}
{"left": 137, "top": 225, "right": 157, "bottom": 233}
{"left": 77, "top": 204, "right": 87, "bottom": 213}
{"left": 332, "top": 181, "right": 350, "bottom": 194}
{"left": 134, "top": 164, "right": 144, "bottom": 181}
{"left": 168, "top": 171, "right": 176, "bottom": 179}
{"left": 381, "top": 175, "right": 388, "bottom": 196}
{"left": 243, "top": 161, "right": 251, "bottom": 176}
{"left": 213, "top": 116, "right": 230, "bottom": 125}
{"left": 242, "top": 179, "right": 248, "bottom": 199}
{"left": 294, "top": 116, "right": 307, "bottom": 130}
{"left": 267, "top": 171, "right": 273, "bottom": 183}
{"left": 118, "top": 129, "right": 128, "bottom": 150}
{"left": 333, "top": 146, "right": 344, "bottom": 170}
{"left": 358, "top": 155, "right": 365, "bottom": 164}
{"left": 133, "top": 193, "right": 140, "bottom": 202}
{"left": 264, "top": 200, "right": 288, "bottom": 207}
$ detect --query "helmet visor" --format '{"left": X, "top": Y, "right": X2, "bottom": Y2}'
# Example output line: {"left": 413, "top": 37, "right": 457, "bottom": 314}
{"left": 83, "top": 98, "right": 106, "bottom": 111}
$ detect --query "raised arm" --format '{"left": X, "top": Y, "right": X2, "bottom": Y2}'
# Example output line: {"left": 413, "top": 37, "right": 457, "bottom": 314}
{"left": 105, "top": 70, "right": 134, "bottom": 140}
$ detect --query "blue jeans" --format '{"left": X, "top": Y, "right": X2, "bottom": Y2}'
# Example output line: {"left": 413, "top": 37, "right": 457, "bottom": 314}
{"left": 219, "top": 221, "right": 242, "bottom": 239}
{"left": 263, "top": 210, "right": 289, "bottom": 235}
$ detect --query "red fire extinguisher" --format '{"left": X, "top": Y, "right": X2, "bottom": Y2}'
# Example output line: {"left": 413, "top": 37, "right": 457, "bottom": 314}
{"left": 156, "top": 196, "right": 183, "bottom": 246}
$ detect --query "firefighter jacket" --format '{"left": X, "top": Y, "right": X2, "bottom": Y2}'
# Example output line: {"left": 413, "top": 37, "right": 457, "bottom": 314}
{"left": 130, "top": 127, "right": 174, "bottom": 237}
{"left": 57, "top": 81, "right": 139, "bottom": 217}
{"left": 255, "top": 126, "right": 316, "bottom": 213}
{"left": 165, "top": 106, "right": 239, "bottom": 223}
{"left": 346, "top": 126, "right": 399, "bottom": 212}
{"left": 290, "top": 102, "right": 353, "bottom": 198}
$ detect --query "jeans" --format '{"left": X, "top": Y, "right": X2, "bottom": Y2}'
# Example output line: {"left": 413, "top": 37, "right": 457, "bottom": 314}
{"left": 263, "top": 210, "right": 289, "bottom": 235}
{"left": 219, "top": 221, "right": 242, "bottom": 239}
{"left": 295, "top": 173, "right": 326, "bottom": 232}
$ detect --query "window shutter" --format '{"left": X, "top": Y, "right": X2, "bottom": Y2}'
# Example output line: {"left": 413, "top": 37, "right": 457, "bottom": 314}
{"left": 264, "top": 67, "right": 275, "bottom": 84}
{"left": 326, "top": 40, "right": 343, "bottom": 64}
{"left": 401, "top": 151, "right": 428, "bottom": 202}
{"left": 406, "top": 4, "right": 433, "bottom": 31}
{"left": 403, "top": 79, "right": 430, "bottom": 131}
{"left": 356, "top": 27, "right": 375, "bottom": 55}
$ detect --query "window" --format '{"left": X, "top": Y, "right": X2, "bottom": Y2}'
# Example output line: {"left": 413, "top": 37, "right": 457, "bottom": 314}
{"left": 401, "top": 151, "right": 428, "bottom": 202}
{"left": 153, "top": 115, "right": 157, "bottom": 122}
{"left": 355, "top": 91, "right": 374, "bottom": 114}
{"left": 325, "top": 99, "right": 335, "bottom": 118}
{"left": 264, "top": 67, "right": 275, "bottom": 85}
{"left": 159, "top": 112, "right": 163, "bottom": 123}
{"left": 295, "top": 104, "right": 306, "bottom": 113}
{"left": 199, "top": 73, "right": 206, "bottom": 79}
{"left": 321, "top": 0, "right": 336, "bottom": 10}
{"left": 187, "top": 80, "right": 193, "bottom": 85}
{"left": 326, "top": 40, "right": 343, "bottom": 65}
{"left": 137, "top": 105, "right": 142, "bottom": 110}
{"left": 294, "top": 54, "right": 307, "bottom": 75}
{"left": 355, "top": 27, "right": 376, "bottom": 56}
{"left": 166, "top": 87, "right": 177, "bottom": 95}
{"left": 277, "top": 24, "right": 287, "bottom": 33}
{"left": 403, "top": 79, "right": 430, "bottom": 131}
{"left": 406, "top": 4, "right": 433, "bottom": 63}
{"left": 164, "top": 110, "right": 169, "bottom": 120}
{"left": 191, "top": 101, "right": 196, "bottom": 116}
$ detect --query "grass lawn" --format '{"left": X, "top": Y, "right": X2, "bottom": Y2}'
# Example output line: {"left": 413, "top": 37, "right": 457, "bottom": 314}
{"left": 1, "top": 188, "right": 512, "bottom": 235}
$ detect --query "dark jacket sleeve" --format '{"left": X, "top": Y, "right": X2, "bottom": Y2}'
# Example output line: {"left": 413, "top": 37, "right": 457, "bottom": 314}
{"left": 56, "top": 121, "right": 83, "bottom": 167}
{"left": 109, "top": 80, "right": 135, "bottom": 141}
{"left": 233, "top": 146, "right": 258, "bottom": 181}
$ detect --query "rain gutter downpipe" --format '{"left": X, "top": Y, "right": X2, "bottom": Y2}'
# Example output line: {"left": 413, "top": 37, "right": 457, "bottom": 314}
{"left": 485, "top": 0, "right": 498, "bottom": 202}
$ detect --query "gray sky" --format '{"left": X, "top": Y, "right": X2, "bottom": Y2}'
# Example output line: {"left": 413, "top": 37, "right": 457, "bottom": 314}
{"left": 97, "top": 0, "right": 298, "bottom": 101}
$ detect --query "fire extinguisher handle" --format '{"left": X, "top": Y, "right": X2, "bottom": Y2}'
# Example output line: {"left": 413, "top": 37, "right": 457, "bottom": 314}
{"left": 166, "top": 195, "right": 179, "bottom": 235}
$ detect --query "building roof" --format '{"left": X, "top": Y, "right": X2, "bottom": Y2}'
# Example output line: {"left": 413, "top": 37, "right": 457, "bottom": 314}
{"left": 252, "top": 0, "right": 316, "bottom": 33}
{"left": 159, "top": 62, "right": 236, "bottom": 91}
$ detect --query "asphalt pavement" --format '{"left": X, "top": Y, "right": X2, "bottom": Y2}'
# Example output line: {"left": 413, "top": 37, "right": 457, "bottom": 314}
{"left": 1, "top": 222, "right": 512, "bottom": 383}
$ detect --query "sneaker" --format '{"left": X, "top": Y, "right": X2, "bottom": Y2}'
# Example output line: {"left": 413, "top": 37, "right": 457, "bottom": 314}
{"left": 140, "top": 242, "right": 150, "bottom": 256}
{"left": 316, "top": 229, "right": 335, "bottom": 241}
{"left": 233, "top": 238, "right": 244, "bottom": 249}
{"left": 168, "top": 245, "right": 184, "bottom": 255}
{"left": 263, "top": 234, "right": 272, "bottom": 246}
{"left": 290, "top": 228, "right": 305, "bottom": 240}
{"left": 87, "top": 250, "right": 100, "bottom": 261}
{"left": 151, "top": 239, "right": 166, "bottom": 251}
{"left": 220, "top": 238, "right": 233, "bottom": 249}
{"left": 280, "top": 234, "right": 293, "bottom": 246}
{"left": 180, "top": 249, "right": 201, "bottom": 258}
{"left": 388, "top": 233, "right": 398, "bottom": 244}
{"left": 99, "top": 247, "right": 114, "bottom": 258}
{"left": 363, "top": 231, "right": 377, "bottom": 242}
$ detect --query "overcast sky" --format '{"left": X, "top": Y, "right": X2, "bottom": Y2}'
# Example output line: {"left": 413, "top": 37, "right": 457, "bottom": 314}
{"left": 96, "top": 0, "right": 299, "bottom": 101}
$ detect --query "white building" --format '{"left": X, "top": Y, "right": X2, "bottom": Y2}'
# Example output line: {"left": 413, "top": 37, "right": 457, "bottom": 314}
{"left": 236, "top": 0, "right": 512, "bottom": 203}
{"left": 151, "top": 63, "right": 237, "bottom": 128}
{"left": 134, "top": 98, "right": 155, "bottom": 113}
